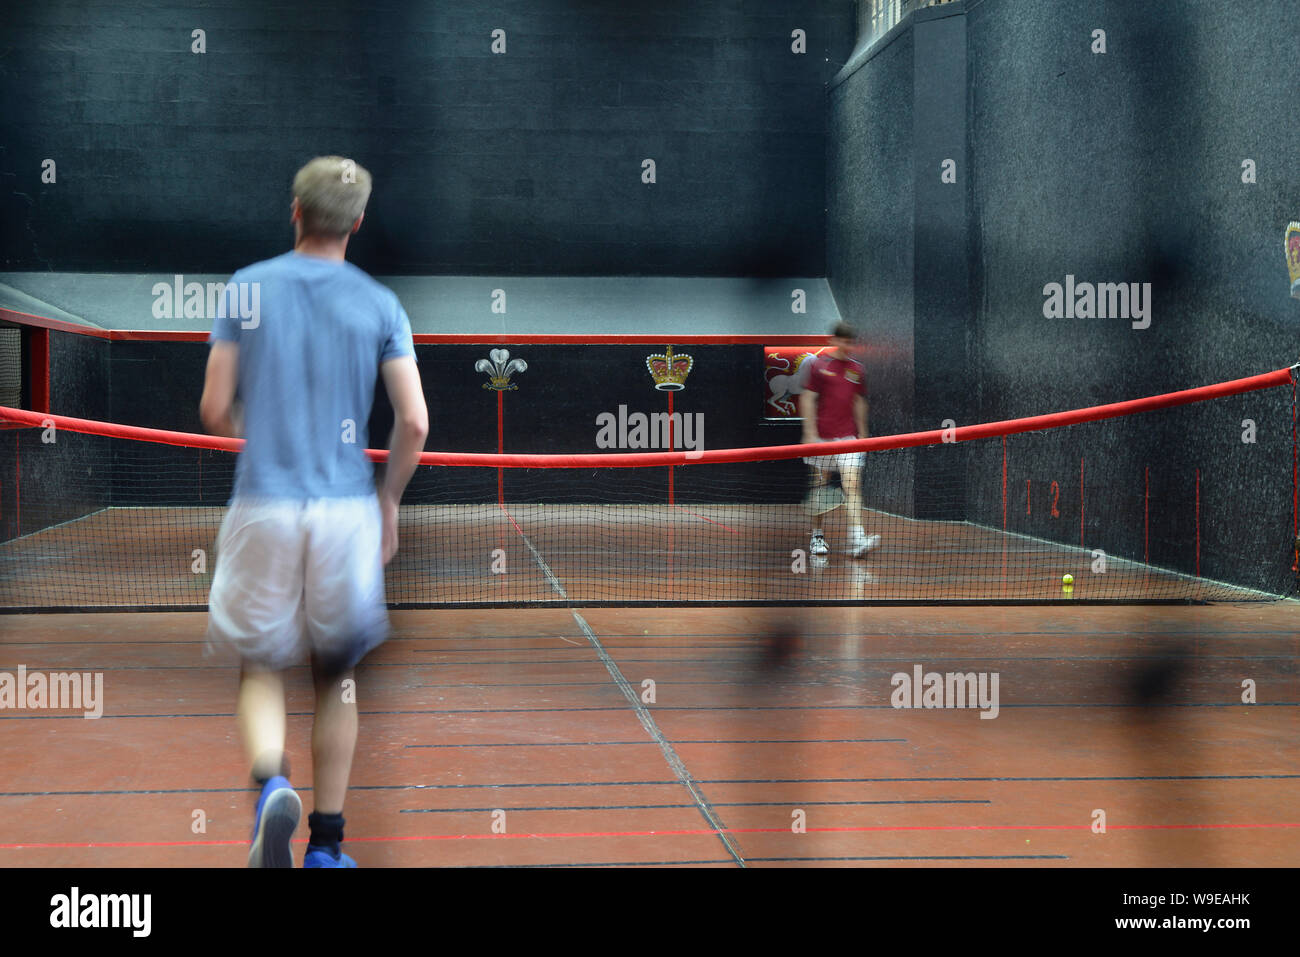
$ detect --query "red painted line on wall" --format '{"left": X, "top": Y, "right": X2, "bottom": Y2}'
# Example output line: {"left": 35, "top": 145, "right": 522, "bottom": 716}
{"left": 1144, "top": 467, "right": 1150, "bottom": 564}
{"left": 1195, "top": 468, "right": 1201, "bottom": 578}
{"left": 0, "top": 312, "right": 830, "bottom": 347}
{"left": 1079, "top": 457, "right": 1085, "bottom": 547}
{"left": 0, "top": 308, "right": 113, "bottom": 339}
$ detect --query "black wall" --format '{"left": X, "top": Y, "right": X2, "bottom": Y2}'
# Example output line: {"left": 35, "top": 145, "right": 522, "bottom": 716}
{"left": 827, "top": 0, "right": 1299, "bottom": 595}
{"left": 0, "top": 330, "right": 110, "bottom": 544}
{"left": 101, "top": 339, "right": 806, "bottom": 507}
{"left": 827, "top": 3, "right": 973, "bottom": 521}
{"left": 826, "top": 17, "right": 917, "bottom": 519}
{"left": 965, "top": 0, "right": 1300, "bottom": 593}
{"left": 0, "top": 0, "right": 855, "bottom": 276}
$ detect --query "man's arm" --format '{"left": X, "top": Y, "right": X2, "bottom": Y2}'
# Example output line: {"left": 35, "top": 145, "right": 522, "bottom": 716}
{"left": 199, "top": 341, "right": 242, "bottom": 438}
{"left": 378, "top": 355, "right": 429, "bottom": 563}
{"left": 854, "top": 394, "right": 868, "bottom": 439}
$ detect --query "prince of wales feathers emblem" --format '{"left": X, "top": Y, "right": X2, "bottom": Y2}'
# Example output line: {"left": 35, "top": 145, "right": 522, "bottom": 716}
{"left": 476, "top": 349, "right": 528, "bottom": 391}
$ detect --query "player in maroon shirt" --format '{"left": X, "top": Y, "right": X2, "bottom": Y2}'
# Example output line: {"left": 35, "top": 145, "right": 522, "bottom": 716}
{"left": 799, "top": 323, "right": 880, "bottom": 558}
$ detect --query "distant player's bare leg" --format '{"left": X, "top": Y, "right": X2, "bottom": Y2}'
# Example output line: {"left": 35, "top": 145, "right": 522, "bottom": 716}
{"left": 842, "top": 463, "right": 878, "bottom": 555}
{"left": 238, "top": 662, "right": 287, "bottom": 780}
{"left": 809, "top": 464, "right": 828, "bottom": 536}
{"left": 841, "top": 465, "right": 863, "bottom": 531}
{"left": 310, "top": 657, "right": 358, "bottom": 815}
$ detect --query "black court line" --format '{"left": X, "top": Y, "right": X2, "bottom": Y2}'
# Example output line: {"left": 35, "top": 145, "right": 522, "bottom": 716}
{"left": 0, "top": 653, "right": 1288, "bottom": 677}
{"left": 3, "top": 655, "right": 1292, "bottom": 675}
{"left": 400, "top": 799, "right": 993, "bottom": 813}
{"left": 5, "top": 700, "right": 1296, "bottom": 720}
{"left": 473, "top": 859, "right": 736, "bottom": 867}
{"left": 0, "top": 599, "right": 1234, "bottom": 613}
{"left": 4, "top": 627, "right": 1296, "bottom": 646}
{"left": 3, "top": 772, "right": 1294, "bottom": 798}
{"left": 502, "top": 505, "right": 747, "bottom": 867}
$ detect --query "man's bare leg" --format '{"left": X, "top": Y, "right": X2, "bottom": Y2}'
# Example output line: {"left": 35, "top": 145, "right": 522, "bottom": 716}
{"left": 841, "top": 465, "right": 879, "bottom": 556}
{"left": 310, "top": 657, "right": 358, "bottom": 815}
{"left": 240, "top": 662, "right": 300, "bottom": 867}
{"left": 808, "top": 465, "right": 832, "bottom": 555}
{"left": 239, "top": 663, "right": 287, "bottom": 781}
{"left": 302, "top": 655, "right": 359, "bottom": 866}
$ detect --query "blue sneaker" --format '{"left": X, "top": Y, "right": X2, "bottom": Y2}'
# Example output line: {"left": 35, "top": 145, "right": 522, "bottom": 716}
{"left": 248, "top": 776, "right": 301, "bottom": 868}
{"left": 304, "top": 845, "right": 357, "bottom": 868}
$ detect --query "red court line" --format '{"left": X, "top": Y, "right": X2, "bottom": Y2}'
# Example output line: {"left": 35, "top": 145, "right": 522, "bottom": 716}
{"left": 671, "top": 504, "right": 739, "bottom": 534}
{"left": 5, "top": 821, "right": 1299, "bottom": 850}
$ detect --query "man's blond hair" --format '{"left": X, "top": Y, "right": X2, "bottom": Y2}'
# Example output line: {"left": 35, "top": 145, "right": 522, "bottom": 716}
{"left": 292, "top": 156, "right": 372, "bottom": 238}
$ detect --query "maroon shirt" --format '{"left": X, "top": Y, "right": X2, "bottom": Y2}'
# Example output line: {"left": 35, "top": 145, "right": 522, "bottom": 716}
{"left": 806, "top": 354, "right": 867, "bottom": 439}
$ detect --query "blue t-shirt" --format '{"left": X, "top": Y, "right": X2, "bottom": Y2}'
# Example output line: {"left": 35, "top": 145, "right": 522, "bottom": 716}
{"left": 208, "top": 251, "right": 416, "bottom": 501}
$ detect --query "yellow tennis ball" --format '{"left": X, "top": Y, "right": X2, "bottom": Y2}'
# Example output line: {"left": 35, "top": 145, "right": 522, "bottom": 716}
{"left": 1062, "top": 574, "right": 1074, "bottom": 586}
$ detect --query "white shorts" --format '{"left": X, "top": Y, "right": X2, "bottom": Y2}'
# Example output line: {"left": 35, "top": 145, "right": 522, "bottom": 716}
{"left": 804, "top": 435, "right": 863, "bottom": 473}
{"left": 206, "top": 496, "right": 389, "bottom": 671}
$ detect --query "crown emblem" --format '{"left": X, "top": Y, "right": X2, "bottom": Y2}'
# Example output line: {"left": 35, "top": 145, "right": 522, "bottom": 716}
{"left": 646, "top": 345, "right": 693, "bottom": 391}
{"left": 475, "top": 348, "right": 527, "bottom": 391}
{"left": 1287, "top": 222, "right": 1300, "bottom": 299}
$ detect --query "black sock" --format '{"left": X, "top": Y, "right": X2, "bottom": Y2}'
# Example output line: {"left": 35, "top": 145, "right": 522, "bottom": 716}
{"left": 308, "top": 812, "right": 345, "bottom": 856}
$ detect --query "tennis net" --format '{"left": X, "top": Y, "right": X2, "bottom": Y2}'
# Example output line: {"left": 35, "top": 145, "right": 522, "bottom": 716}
{"left": 0, "top": 366, "right": 1295, "bottom": 609}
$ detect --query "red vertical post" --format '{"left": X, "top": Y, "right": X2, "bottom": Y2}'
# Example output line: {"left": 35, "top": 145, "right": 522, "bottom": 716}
{"left": 496, "top": 389, "right": 504, "bottom": 506}
{"left": 1144, "top": 467, "right": 1149, "bottom": 564}
{"left": 667, "top": 391, "right": 675, "bottom": 506}
{"left": 666, "top": 391, "right": 674, "bottom": 590}
{"left": 1001, "top": 436, "right": 1007, "bottom": 596}
{"left": 14, "top": 432, "right": 19, "bottom": 536}
{"left": 1001, "top": 437, "right": 1007, "bottom": 529}
{"left": 1195, "top": 468, "right": 1201, "bottom": 578}
{"left": 1026, "top": 479, "right": 1031, "bottom": 515}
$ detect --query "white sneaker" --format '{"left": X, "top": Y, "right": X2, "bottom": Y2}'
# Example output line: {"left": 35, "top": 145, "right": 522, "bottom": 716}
{"left": 810, "top": 534, "right": 830, "bottom": 556}
{"left": 850, "top": 534, "right": 880, "bottom": 558}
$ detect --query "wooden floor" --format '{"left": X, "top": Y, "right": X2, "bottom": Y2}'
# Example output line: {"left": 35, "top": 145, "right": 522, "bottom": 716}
{"left": 0, "top": 504, "right": 1261, "bottom": 607}
{"left": 0, "top": 602, "right": 1296, "bottom": 867}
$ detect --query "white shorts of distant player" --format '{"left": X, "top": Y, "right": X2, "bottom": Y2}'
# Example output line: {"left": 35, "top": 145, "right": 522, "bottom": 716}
{"left": 803, "top": 435, "right": 864, "bottom": 474}
{"left": 206, "top": 496, "right": 389, "bottom": 672}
